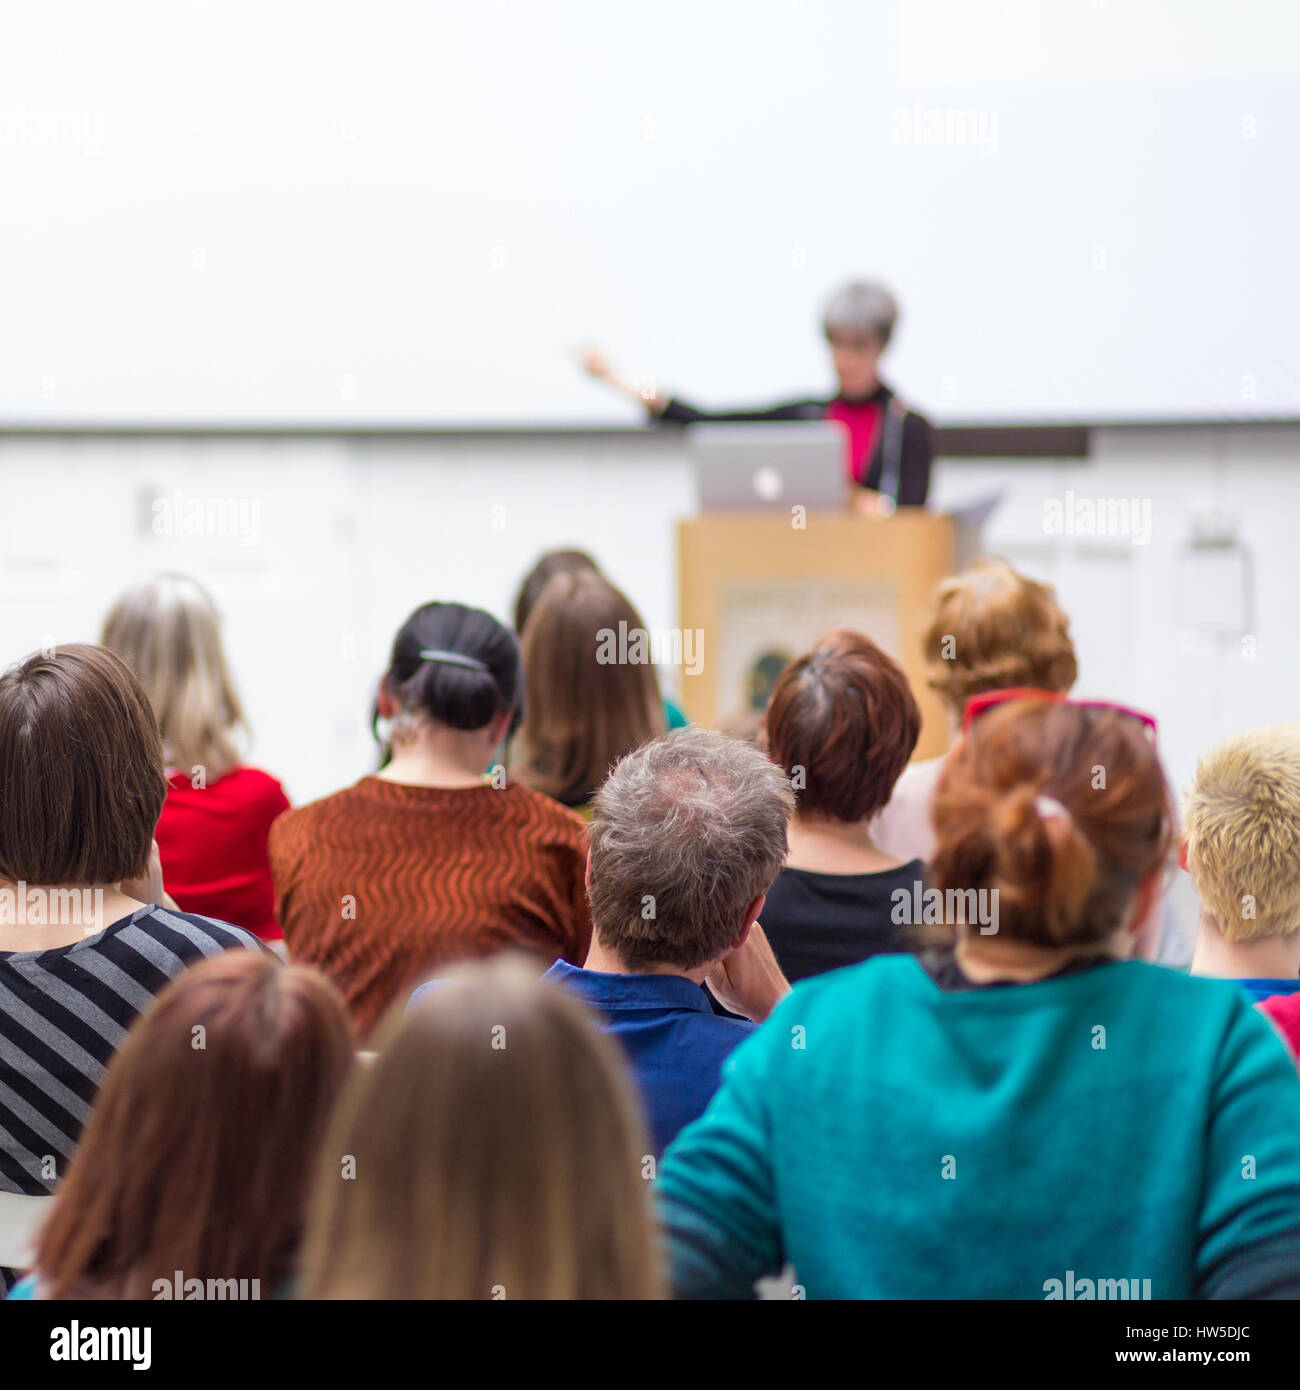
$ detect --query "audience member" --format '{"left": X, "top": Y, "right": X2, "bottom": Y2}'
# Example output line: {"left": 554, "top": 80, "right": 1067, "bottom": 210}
{"left": 302, "top": 956, "right": 662, "bottom": 1298}
{"left": 0, "top": 645, "right": 264, "bottom": 1289}
{"left": 533, "top": 728, "right": 792, "bottom": 1156}
{"left": 102, "top": 574, "right": 290, "bottom": 943}
{"left": 760, "top": 629, "right": 925, "bottom": 982}
{"left": 872, "top": 556, "right": 1078, "bottom": 864}
{"left": 268, "top": 602, "right": 591, "bottom": 1040}
{"left": 512, "top": 547, "right": 599, "bottom": 637}
{"left": 512, "top": 569, "right": 668, "bottom": 815}
{"left": 513, "top": 547, "right": 688, "bottom": 731}
{"left": 1185, "top": 724, "right": 1300, "bottom": 1003}
{"left": 7, "top": 952, "right": 351, "bottom": 1299}
{"left": 656, "top": 696, "right": 1300, "bottom": 1298}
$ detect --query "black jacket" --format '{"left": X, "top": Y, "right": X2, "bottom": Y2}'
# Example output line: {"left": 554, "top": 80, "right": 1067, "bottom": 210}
{"left": 656, "top": 382, "right": 934, "bottom": 508}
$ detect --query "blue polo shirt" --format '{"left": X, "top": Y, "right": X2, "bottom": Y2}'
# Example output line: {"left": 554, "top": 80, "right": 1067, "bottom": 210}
{"left": 541, "top": 959, "right": 754, "bottom": 1158}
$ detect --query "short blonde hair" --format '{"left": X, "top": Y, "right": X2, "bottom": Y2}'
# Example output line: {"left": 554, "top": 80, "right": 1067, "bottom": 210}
{"left": 101, "top": 574, "right": 247, "bottom": 782}
{"left": 924, "top": 557, "right": 1078, "bottom": 722}
{"left": 1185, "top": 724, "right": 1300, "bottom": 941}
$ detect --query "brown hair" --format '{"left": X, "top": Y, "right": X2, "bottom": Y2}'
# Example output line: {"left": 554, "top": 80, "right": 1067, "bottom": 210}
{"left": 588, "top": 728, "right": 794, "bottom": 970}
{"left": 33, "top": 952, "right": 354, "bottom": 1299}
{"left": 924, "top": 557, "right": 1078, "bottom": 722}
{"left": 301, "top": 956, "right": 662, "bottom": 1299}
{"left": 512, "top": 569, "right": 666, "bottom": 808}
{"left": 512, "top": 548, "right": 599, "bottom": 636}
{"left": 931, "top": 700, "right": 1174, "bottom": 948}
{"left": 764, "top": 629, "right": 920, "bottom": 823}
{"left": 0, "top": 644, "right": 167, "bottom": 884}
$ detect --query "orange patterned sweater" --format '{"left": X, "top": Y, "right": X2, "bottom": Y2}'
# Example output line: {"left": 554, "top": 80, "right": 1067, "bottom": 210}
{"left": 268, "top": 776, "right": 592, "bottom": 1039}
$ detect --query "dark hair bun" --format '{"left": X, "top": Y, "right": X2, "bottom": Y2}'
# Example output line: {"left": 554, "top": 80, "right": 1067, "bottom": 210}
{"left": 377, "top": 602, "right": 522, "bottom": 743}
{"left": 407, "top": 657, "right": 501, "bottom": 733}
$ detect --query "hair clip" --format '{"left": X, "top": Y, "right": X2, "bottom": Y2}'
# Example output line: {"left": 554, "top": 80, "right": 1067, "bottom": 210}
{"left": 419, "top": 649, "right": 490, "bottom": 673}
{"left": 1035, "top": 794, "right": 1069, "bottom": 821}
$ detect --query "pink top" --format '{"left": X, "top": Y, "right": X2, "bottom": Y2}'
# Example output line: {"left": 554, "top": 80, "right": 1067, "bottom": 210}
{"left": 870, "top": 754, "right": 949, "bottom": 864}
{"left": 826, "top": 397, "right": 885, "bottom": 486}
{"left": 1259, "top": 993, "right": 1300, "bottom": 1070}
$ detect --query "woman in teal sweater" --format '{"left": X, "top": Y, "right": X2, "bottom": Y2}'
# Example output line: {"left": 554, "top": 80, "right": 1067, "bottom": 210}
{"left": 657, "top": 694, "right": 1300, "bottom": 1299}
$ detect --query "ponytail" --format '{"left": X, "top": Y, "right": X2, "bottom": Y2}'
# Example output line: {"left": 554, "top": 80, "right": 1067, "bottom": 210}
{"left": 988, "top": 785, "right": 1097, "bottom": 945}
{"left": 931, "top": 701, "right": 1172, "bottom": 948}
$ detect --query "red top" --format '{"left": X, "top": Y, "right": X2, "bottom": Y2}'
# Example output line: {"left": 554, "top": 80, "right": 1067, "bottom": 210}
{"left": 1259, "top": 993, "right": 1300, "bottom": 1070}
{"left": 155, "top": 766, "right": 291, "bottom": 940}
{"left": 826, "top": 397, "right": 885, "bottom": 486}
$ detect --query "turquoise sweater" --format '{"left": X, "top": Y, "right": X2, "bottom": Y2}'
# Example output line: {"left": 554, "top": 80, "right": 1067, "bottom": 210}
{"left": 657, "top": 954, "right": 1300, "bottom": 1299}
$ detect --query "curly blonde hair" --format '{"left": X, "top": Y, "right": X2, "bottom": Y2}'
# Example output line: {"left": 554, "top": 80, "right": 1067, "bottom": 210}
{"left": 923, "top": 557, "right": 1078, "bottom": 722}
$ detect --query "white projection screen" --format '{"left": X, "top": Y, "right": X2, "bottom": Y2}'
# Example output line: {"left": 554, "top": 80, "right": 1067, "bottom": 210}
{"left": 2, "top": 0, "right": 1297, "bottom": 427}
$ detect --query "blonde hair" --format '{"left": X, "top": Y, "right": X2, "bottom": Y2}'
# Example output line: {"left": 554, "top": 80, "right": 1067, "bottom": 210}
{"left": 924, "top": 556, "right": 1078, "bottom": 722}
{"left": 101, "top": 574, "right": 247, "bottom": 781}
{"left": 300, "top": 956, "right": 663, "bottom": 1299}
{"left": 1185, "top": 724, "right": 1300, "bottom": 941}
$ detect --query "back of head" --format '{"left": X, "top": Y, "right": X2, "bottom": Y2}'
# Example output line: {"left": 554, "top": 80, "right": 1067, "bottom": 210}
{"left": 924, "top": 557, "right": 1078, "bottom": 723}
{"left": 932, "top": 700, "right": 1173, "bottom": 948}
{"left": 35, "top": 951, "right": 354, "bottom": 1298}
{"left": 101, "top": 573, "right": 247, "bottom": 781}
{"left": 514, "top": 569, "right": 667, "bottom": 806}
{"left": 379, "top": 601, "right": 522, "bottom": 745}
{"left": 764, "top": 628, "right": 920, "bottom": 823}
{"left": 301, "top": 956, "right": 660, "bottom": 1299}
{"left": 512, "top": 547, "right": 599, "bottom": 636}
{"left": 1185, "top": 723, "right": 1300, "bottom": 941}
{"left": 0, "top": 643, "right": 166, "bottom": 885}
{"left": 588, "top": 727, "right": 794, "bottom": 970}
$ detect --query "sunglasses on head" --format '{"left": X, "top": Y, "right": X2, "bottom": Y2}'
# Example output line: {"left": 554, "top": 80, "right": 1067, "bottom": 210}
{"left": 961, "top": 687, "right": 1158, "bottom": 740}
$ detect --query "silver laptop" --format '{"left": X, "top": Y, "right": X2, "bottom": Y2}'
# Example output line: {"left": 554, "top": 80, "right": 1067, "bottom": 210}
{"left": 689, "top": 421, "right": 845, "bottom": 512}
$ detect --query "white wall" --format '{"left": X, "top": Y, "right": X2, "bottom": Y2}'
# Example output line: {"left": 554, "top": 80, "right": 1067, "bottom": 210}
{"left": 0, "top": 424, "right": 1292, "bottom": 814}
{"left": 4, "top": 0, "right": 1299, "bottom": 424}
{"left": 933, "top": 426, "right": 1299, "bottom": 801}
{"left": 0, "top": 430, "right": 690, "bottom": 804}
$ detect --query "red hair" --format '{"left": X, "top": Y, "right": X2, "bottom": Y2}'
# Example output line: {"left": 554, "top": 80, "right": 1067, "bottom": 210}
{"left": 931, "top": 700, "right": 1174, "bottom": 946}
{"left": 764, "top": 629, "right": 920, "bottom": 823}
{"left": 34, "top": 952, "right": 354, "bottom": 1299}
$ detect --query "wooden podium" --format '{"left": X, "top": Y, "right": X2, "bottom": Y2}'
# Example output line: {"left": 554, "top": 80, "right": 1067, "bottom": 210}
{"left": 677, "top": 510, "right": 955, "bottom": 761}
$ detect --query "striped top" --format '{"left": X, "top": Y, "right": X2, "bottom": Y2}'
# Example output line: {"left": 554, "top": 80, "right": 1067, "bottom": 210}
{"left": 268, "top": 776, "right": 593, "bottom": 1040}
{"left": 0, "top": 906, "right": 264, "bottom": 1197}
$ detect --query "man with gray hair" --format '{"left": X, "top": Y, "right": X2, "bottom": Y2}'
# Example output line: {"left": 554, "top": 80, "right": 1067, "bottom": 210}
{"left": 543, "top": 727, "right": 794, "bottom": 1157}
{"left": 582, "top": 278, "right": 935, "bottom": 510}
